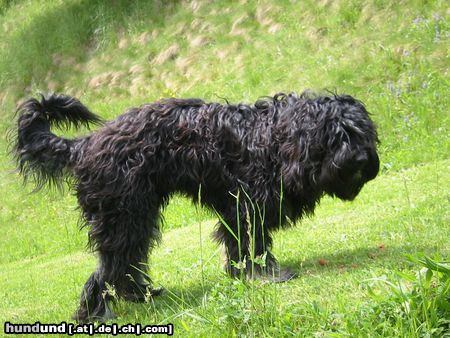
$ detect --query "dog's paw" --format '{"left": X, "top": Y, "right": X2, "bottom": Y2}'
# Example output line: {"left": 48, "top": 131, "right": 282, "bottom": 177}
{"left": 149, "top": 286, "right": 165, "bottom": 297}
{"left": 122, "top": 285, "right": 165, "bottom": 303}
{"left": 72, "top": 302, "right": 117, "bottom": 324}
{"left": 248, "top": 266, "right": 297, "bottom": 283}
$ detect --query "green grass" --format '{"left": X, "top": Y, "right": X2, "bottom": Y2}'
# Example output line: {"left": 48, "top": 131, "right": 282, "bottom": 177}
{"left": 0, "top": 0, "right": 449, "bottom": 337}
{"left": 1, "top": 161, "right": 448, "bottom": 336}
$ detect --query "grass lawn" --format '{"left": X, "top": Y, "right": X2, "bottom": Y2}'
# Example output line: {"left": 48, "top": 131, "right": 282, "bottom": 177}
{"left": 0, "top": 0, "right": 448, "bottom": 337}
{"left": 1, "top": 160, "right": 448, "bottom": 336}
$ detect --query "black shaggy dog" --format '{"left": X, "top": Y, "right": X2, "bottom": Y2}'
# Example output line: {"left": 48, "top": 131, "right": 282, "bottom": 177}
{"left": 13, "top": 91, "right": 379, "bottom": 323}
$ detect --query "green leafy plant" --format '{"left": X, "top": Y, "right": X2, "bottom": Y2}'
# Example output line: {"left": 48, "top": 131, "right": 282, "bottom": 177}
{"left": 366, "top": 255, "right": 450, "bottom": 336}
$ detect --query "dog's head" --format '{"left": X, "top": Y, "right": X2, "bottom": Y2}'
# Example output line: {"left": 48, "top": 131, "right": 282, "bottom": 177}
{"left": 316, "top": 95, "right": 379, "bottom": 201}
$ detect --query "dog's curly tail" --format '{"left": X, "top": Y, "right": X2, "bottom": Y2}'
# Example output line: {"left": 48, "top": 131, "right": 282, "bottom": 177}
{"left": 13, "top": 93, "right": 102, "bottom": 190}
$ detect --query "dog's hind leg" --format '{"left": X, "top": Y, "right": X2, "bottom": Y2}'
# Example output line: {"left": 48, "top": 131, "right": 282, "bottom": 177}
{"left": 73, "top": 194, "right": 162, "bottom": 323}
{"left": 72, "top": 270, "right": 116, "bottom": 323}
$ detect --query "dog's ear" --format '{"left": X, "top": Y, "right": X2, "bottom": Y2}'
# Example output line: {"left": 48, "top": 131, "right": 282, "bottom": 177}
{"left": 318, "top": 142, "right": 350, "bottom": 185}
{"left": 363, "top": 148, "right": 380, "bottom": 181}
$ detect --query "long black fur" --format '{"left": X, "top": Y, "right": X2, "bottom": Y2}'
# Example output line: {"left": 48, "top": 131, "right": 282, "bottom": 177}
{"left": 13, "top": 91, "right": 379, "bottom": 323}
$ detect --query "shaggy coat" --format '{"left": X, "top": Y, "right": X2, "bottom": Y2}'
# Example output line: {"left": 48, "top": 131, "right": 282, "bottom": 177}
{"left": 14, "top": 92, "right": 379, "bottom": 322}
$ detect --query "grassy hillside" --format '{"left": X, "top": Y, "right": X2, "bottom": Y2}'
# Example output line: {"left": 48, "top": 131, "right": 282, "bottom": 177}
{"left": 0, "top": 0, "right": 448, "bottom": 337}
{"left": 1, "top": 0, "right": 448, "bottom": 169}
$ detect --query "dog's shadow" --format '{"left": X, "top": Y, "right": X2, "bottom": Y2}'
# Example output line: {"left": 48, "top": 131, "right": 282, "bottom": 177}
{"left": 116, "top": 244, "right": 431, "bottom": 321}
{"left": 281, "top": 244, "right": 432, "bottom": 273}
